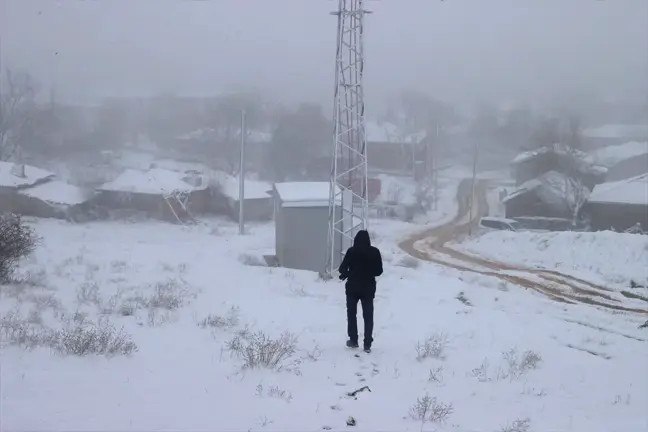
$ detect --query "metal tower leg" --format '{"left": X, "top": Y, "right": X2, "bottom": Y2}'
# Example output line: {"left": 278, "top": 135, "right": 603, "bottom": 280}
{"left": 326, "top": 0, "right": 371, "bottom": 276}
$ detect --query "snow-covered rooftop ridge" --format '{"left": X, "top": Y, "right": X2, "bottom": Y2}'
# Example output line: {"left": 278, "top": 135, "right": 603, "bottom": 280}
{"left": 19, "top": 180, "right": 88, "bottom": 206}
{"left": 274, "top": 182, "right": 341, "bottom": 207}
{"left": 503, "top": 170, "right": 590, "bottom": 209}
{"left": 213, "top": 172, "right": 271, "bottom": 200}
{"left": 511, "top": 143, "right": 607, "bottom": 176}
{"left": 99, "top": 168, "right": 207, "bottom": 194}
{"left": 365, "top": 120, "right": 426, "bottom": 145}
{"left": 589, "top": 174, "right": 648, "bottom": 206}
{"left": 0, "top": 161, "right": 55, "bottom": 189}
{"left": 590, "top": 141, "right": 648, "bottom": 167}
{"left": 582, "top": 124, "right": 648, "bottom": 139}
{"left": 512, "top": 143, "right": 593, "bottom": 164}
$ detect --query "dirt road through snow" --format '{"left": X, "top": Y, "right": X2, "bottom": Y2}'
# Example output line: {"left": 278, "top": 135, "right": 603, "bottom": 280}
{"left": 398, "top": 179, "right": 648, "bottom": 315}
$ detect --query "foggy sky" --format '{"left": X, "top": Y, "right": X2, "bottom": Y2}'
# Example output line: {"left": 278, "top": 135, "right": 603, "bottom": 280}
{"left": 1, "top": 0, "right": 647, "bottom": 108}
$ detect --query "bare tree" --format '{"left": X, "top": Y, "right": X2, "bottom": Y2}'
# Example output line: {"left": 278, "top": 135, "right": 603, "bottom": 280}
{"left": 540, "top": 173, "right": 590, "bottom": 224}
{"left": 0, "top": 69, "right": 37, "bottom": 161}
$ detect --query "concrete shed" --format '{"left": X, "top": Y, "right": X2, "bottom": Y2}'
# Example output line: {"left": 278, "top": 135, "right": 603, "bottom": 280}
{"left": 216, "top": 174, "right": 273, "bottom": 222}
{"left": 273, "top": 182, "right": 342, "bottom": 274}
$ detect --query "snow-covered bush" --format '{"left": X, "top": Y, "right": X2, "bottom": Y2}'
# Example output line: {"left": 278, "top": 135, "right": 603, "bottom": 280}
{"left": 0, "top": 214, "right": 38, "bottom": 282}
{"left": 408, "top": 394, "right": 453, "bottom": 424}
{"left": 52, "top": 321, "right": 138, "bottom": 356}
{"left": 501, "top": 417, "right": 531, "bottom": 432}
{"left": 416, "top": 333, "right": 450, "bottom": 361}
{"left": 0, "top": 310, "right": 137, "bottom": 356}
{"left": 226, "top": 329, "right": 297, "bottom": 370}
{"left": 198, "top": 306, "right": 240, "bottom": 329}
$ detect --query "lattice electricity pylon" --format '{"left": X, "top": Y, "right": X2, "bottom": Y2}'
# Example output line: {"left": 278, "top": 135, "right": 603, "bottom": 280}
{"left": 326, "top": 0, "right": 371, "bottom": 276}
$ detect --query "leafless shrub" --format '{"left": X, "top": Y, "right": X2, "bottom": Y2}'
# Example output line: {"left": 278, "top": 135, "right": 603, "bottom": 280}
{"left": 23, "top": 292, "right": 62, "bottom": 311}
{"left": 52, "top": 321, "right": 138, "bottom": 356}
{"left": 257, "top": 416, "right": 273, "bottom": 427}
{"left": 238, "top": 254, "right": 266, "bottom": 267}
{"left": 128, "top": 278, "right": 190, "bottom": 312}
{"left": 470, "top": 359, "right": 491, "bottom": 382}
{"left": 98, "top": 293, "right": 122, "bottom": 315}
{"left": 146, "top": 307, "right": 172, "bottom": 327}
{"left": 456, "top": 291, "right": 472, "bottom": 306}
{"left": 501, "top": 417, "right": 531, "bottom": 432}
{"left": 416, "top": 333, "right": 449, "bottom": 361}
{"left": 76, "top": 281, "right": 100, "bottom": 306}
{"left": 0, "top": 309, "right": 46, "bottom": 348}
{"left": 428, "top": 366, "right": 444, "bottom": 384}
{"left": 0, "top": 214, "right": 39, "bottom": 282}
{"left": 408, "top": 394, "right": 453, "bottom": 424}
{"left": 14, "top": 268, "right": 48, "bottom": 288}
{"left": 303, "top": 344, "right": 323, "bottom": 362}
{"left": 472, "top": 349, "right": 542, "bottom": 382}
{"left": 226, "top": 330, "right": 297, "bottom": 370}
{"left": 0, "top": 310, "right": 137, "bottom": 356}
{"left": 118, "top": 302, "right": 137, "bottom": 317}
{"left": 255, "top": 383, "right": 293, "bottom": 403}
{"left": 395, "top": 255, "right": 420, "bottom": 269}
{"left": 499, "top": 349, "right": 542, "bottom": 381}
{"left": 199, "top": 306, "right": 240, "bottom": 329}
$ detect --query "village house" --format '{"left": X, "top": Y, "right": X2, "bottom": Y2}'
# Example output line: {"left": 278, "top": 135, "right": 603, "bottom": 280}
{"left": 583, "top": 174, "right": 648, "bottom": 232}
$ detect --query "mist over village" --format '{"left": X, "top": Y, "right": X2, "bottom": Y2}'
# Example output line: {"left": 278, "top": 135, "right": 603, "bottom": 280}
{"left": 1, "top": 1, "right": 647, "bottom": 431}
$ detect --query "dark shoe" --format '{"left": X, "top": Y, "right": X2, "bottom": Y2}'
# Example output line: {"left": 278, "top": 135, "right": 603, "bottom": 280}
{"left": 346, "top": 340, "right": 359, "bottom": 349}
{"left": 363, "top": 346, "right": 371, "bottom": 353}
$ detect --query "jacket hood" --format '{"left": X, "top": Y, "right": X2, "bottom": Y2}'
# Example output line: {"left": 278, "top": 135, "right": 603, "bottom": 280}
{"left": 353, "top": 230, "right": 371, "bottom": 248}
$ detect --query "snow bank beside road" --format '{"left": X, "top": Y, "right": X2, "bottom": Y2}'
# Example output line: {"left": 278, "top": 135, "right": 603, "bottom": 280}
{"left": 456, "top": 230, "right": 648, "bottom": 288}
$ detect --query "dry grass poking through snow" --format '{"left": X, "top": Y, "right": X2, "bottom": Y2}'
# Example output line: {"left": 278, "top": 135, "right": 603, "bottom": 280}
{"left": 198, "top": 306, "right": 241, "bottom": 330}
{"left": 226, "top": 328, "right": 299, "bottom": 372}
{"left": 416, "top": 333, "right": 450, "bottom": 361}
{"left": 501, "top": 417, "right": 532, "bottom": 432}
{"left": 0, "top": 310, "right": 137, "bottom": 356}
{"left": 470, "top": 348, "right": 543, "bottom": 382}
{"left": 408, "top": 394, "right": 454, "bottom": 424}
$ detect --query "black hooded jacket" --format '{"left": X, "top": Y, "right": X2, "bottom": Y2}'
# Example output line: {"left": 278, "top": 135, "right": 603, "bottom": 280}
{"left": 338, "top": 230, "right": 383, "bottom": 290}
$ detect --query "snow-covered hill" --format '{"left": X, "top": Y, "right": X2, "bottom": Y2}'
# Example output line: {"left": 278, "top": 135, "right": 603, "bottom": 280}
{"left": 456, "top": 230, "right": 648, "bottom": 291}
{"left": 1, "top": 218, "right": 646, "bottom": 432}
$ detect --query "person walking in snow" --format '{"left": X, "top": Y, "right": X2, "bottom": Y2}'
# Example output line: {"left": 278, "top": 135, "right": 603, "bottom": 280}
{"left": 338, "top": 230, "right": 383, "bottom": 353}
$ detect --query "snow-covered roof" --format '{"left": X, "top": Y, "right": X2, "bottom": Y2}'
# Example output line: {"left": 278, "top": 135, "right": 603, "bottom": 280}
{"left": 588, "top": 174, "right": 648, "bottom": 206}
{"left": 511, "top": 143, "right": 607, "bottom": 176}
{"left": 217, "top": 175, "right": 271, "bottom": 201}
{"left": 365, "top": 121, "right": 426, "bottom": 145}
{"left": 512, "top": 147, "right": 551, "bottom": 164}
{"left": 582, "top": 124, "right": 648, "bottom": 139}
{"left": 274, "top": 182, "right": 341, "bottom": 207}
{"left": 0, "top": 162, "right": 55, "bottom": 189}
{"left": 19, "top": 180, "right": 88, "bottom": 206}
{"left": 98, "top": 168, "right": 207, "bottom": 194}
{"left": 503, "top": 170, "right": 590, "bottom": 211}
{"left": 590, "top": 141, "right": 648, "bottom": 167}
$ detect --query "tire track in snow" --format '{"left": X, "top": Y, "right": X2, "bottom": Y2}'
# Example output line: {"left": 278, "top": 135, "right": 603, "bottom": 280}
{"left": 398, "top": 179, "right": 648, "bottom": 315}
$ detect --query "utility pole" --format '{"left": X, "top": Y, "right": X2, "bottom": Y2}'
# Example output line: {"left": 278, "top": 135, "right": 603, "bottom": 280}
{"left": 433, "top": 124, "right": 440, "bottom": 211}
{"left": 467, "top": 140, "right": 479, "bottom": 236}
{"left": 238, "top": 109, "right": 246, "bottom": 235}
{"left": 326, "top": 0, "right": 371, "bottom": 275}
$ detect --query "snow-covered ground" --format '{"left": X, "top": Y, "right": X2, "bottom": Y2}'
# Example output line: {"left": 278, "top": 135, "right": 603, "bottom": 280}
{"left": 456, "top": 230, "right": 648, "bottom": 291}
{"left": 2, "top": 216, "right": 647, "bottom": 432}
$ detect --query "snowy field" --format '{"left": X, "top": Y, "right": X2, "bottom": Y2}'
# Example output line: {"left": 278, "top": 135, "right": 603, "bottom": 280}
{"left": 2, "top": 217, "right": 647, "bottom": 432}
{"left": 456, "top": 230, "right": 648, "bottom": 292}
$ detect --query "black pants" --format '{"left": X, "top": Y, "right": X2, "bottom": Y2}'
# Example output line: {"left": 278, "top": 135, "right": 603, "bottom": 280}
{"left": 346, "top": 292, "right": 374, "bottom": 347}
